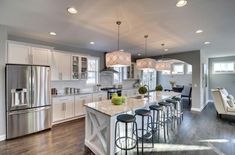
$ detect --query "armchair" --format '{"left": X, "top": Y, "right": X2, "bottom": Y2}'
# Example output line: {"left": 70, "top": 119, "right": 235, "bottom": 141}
{"left": 211, "top": 88, "right": 235, "bottom": 117}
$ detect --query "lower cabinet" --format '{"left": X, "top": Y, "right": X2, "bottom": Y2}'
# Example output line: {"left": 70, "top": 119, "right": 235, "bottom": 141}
{"left": 52, "top": 96, "right": 74, "bottom": 123}
{"left": 75, "top": 94, "right": 93, "bottom": 116}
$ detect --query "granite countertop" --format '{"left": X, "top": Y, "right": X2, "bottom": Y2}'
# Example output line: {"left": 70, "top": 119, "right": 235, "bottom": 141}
{"left": 84, "top": 91, "right": 181, "bottom": 117}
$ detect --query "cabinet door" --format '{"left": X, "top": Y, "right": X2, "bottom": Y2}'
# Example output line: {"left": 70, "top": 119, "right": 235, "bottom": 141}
{"left": 51, "top": 51, "right": 71, "bottom": 81}
{"left": 7, "top": 42, "right": 31, "bottom": 64}
{"left": 75, "top": 95, "right": 92, "bottom": 116}
{"left": 52, "top": 101, "right": 65, "bottom": 122}
{"left": 65, "top": 97, "right": 75, "bottom": 119}
{"left": 32, "top": 47, "right": 51, "bottom": 65}
{"left": 75, "top": 96, "right": 85, "bottom": 116}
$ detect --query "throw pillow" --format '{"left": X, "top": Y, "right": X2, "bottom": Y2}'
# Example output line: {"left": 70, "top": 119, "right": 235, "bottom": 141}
{"left": 227, "top": 95, "right": 235, "bottom": 107}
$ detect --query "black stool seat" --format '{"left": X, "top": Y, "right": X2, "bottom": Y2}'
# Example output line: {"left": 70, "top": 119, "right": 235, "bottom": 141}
{"left": 158, "top": 102, "right": 172, "bottom": 106}
{"left": 117, "top": 114, "right": 135, "bottom": 123}
{"left": 165, "top": 99, "right": 178, "bottom": 104}
{"left": 149, "top": 105, "right": 163, "bottom": 111}
{"left": 135, "top": 109, "right": 151, "bottom": 116}
{"left": 172, "top": 96, "right": 181, "bottom": 101}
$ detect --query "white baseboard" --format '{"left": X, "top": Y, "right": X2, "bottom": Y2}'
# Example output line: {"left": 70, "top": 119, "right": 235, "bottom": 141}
{"left": 191, "top": 108, "right": 202, "bottom": 112}
{"left": 207, "top": 100, "right": 214, "bottom": 103}
{"left": 0, "top": 134, "right": 6, "bottom": 141}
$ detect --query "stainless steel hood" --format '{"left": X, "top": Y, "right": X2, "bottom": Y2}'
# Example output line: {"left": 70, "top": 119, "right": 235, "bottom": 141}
{"left": 100, "top": 67, "right": 118, "bottom": 74}
{"left": 100, "top": 52, "right": 119, "bottom": 74}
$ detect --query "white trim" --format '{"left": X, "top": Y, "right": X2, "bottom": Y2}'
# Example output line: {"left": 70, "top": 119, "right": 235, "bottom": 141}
{"left": 207, "top": 100, "right": 214, "bottom": 103}
{"left": 191, "top": 108, "right": 202, "bottom": 112}
{"left": 0, "top": 134, "right": 6, "bottom": 141}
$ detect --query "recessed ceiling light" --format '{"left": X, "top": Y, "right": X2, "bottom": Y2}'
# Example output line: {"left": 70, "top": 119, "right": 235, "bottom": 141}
{"left": 49, "top": 32, "right": 56, "bottom": 36}
{"left": 204, "top": 41, "right": 211, "bottom": 45}
{"left": 90, "top": 41, "right": 95, "bottom": 45}
{"left": 120, "top": 49, "right": 124, "bottom": 52}
{"left": 137, "top": 53, "right": 141, "bottom": 56}
{"left": 176, "top": 0, "right": 187, "bottom": 7}
{"left": 164, "top": 49, "right": 169, "bottom": 52}
{"left": 67, "top": 7, "right": 78, "bottom": 14}
{"left": 196, "top": 29, "right": 203, "bottom": 34}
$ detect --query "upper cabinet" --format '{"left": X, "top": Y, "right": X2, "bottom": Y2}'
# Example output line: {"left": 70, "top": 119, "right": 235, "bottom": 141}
{"left": 7, "top": 42, "right": 31, "bottom": 64}
{"left": 7, "top": 41, "right": 52, "bottom": 66}
{"left": 71, "top": 55, "right": 88, "bottom": 80}
{"left": 31, "top": 47, "right": 52, "bottom": 66}
{"left": 123, "top": 63, "right": 138, "bottom": 80}
{"left": 51, "top": 51, "right": 71, "bottom": 81}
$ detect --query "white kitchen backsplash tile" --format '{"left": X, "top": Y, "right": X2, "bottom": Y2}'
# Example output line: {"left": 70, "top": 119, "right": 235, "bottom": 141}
{"left": 51, "top": 80, "right": 94, "bottom": 93}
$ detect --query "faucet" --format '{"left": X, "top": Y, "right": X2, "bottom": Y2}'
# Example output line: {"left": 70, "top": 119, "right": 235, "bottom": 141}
{"left": 144, "top": 84, "right": 150, "bottom": 99}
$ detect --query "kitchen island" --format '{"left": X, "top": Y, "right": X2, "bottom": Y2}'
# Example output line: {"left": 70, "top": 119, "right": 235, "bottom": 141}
{"left": 84, "top": 91, "right": 180, "bottom": 155}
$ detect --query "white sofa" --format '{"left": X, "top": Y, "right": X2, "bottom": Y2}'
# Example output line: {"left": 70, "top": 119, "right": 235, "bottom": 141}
{"left": 211, "top": 88, "right": 235, "bottom": 117}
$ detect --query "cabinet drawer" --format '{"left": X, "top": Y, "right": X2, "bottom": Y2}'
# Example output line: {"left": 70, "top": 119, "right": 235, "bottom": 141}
{"left": 53, "top": 96, "right": 74, "bottom": 103}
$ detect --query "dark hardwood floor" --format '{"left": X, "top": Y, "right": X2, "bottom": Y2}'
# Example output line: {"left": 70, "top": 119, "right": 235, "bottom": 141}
{"left": 0, "top": 103, "right": 235, "bottom": 155}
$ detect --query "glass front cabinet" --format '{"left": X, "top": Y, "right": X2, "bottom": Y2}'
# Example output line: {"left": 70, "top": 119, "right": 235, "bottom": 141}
{"left": 123, "top": 63, "right": 138, "bottom": 80}
{"left": 71, "top": 55, "right": 88, "bottom": 80}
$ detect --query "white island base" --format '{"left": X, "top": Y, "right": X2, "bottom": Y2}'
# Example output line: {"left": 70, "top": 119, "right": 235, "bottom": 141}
{"left": 85, "top": 91, "right": 180, "bottom": 155}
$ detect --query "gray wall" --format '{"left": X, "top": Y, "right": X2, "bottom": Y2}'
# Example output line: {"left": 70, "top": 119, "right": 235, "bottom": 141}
{"left": 158, "top": 74, "right": 192, "bottom": 90}
{"left": 152, "top": 50, "right": 202, "bottom": 110}
{"left": 209, "top": 56, "right": 235, "bottom": 99}
{"left": 0, "top": 25, "right": 7, "bottom": 140}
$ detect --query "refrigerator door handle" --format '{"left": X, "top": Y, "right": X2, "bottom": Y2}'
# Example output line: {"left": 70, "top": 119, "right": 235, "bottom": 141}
{"left": 8, "top": 107, "right": 51, "bottom": 115}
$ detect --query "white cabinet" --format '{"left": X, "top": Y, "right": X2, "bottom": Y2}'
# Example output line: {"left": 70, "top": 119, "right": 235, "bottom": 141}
{"left": 52, "top": 96, "right": 75, "bottom": 123}
{"left": 51, "top": 51, "right": 71, "bottom": 81}
{"left": 71, "top": 55, "right": 88, "bottom": 80}
{"left": 7, "top": 41, "right": 52, "bottom": 66}
{"left": 31, "top": 47, "right": 52, "bottom": 66}
{"left": 123, "top": 63, "right": 138, "bottom": 80}
{"left": 92, "top": 92, "right": 107, "bottom": 102}
{"left": 52, "top": 100, "right": 64, "bottom": 122}
{"left": 75, "top": 94, "right": 92, "bottom": 116}
{"left": 7, "top": 42, "right": 31, "bottom": 64}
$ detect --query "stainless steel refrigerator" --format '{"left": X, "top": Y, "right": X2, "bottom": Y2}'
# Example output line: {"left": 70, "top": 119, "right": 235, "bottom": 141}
{"left": 6, "top": 64, "right": 52, "bottom": 139}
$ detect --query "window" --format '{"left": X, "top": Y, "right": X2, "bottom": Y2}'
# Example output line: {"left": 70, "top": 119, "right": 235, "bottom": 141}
{"left": 87, "top": 57, "right": 99, "bottom": 84}
{"left": 212, "top": 62, "right": 235, "bottom": 74}
{"left": 187, "top": 65, "right": 192, "bottom": 74}
{"left": 172, "top": 64, "right": 184, "bottom": 74}
{"left": 113, "top": 67, "right": 123, "bottom": 84}
{"left": 161, "top": 70, "right": 171, "bottom": 75}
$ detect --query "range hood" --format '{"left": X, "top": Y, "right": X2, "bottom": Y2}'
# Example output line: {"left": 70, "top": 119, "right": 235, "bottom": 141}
{"left": 100, "top": 52, "right": 119, "bottom": 74}
{"left": 100, "top": 67, "right": 118, "bottom": 74}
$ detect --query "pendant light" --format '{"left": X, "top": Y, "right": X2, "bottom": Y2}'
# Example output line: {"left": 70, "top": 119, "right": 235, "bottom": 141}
{"left": 155, "top": 44, "right": 171, "bottom": 71}
{"left": 106, "top": 21, "right": 131, "bottom": 67}
{"left": 136, "top": 35, "right": 156, "bottom": 70}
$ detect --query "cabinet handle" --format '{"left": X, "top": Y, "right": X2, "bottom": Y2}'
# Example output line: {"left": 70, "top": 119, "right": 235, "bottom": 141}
{"left": 64, "top": 103, "right": 66, "bottom": 111}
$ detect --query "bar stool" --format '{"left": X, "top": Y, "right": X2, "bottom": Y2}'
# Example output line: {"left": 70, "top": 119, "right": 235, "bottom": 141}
{"left": 134, "top": 109, "right": 154, "bottom": 154}
{"left": 158, "top": 102, "right": 175, "bottom": 134}
{"left": 165, "top": 98, "right": 182, "bottom": 124}
{"left": 172, "top": 96, "right": 184, "bottom": 122}
{"left": 149, "top": 104, "right": 167, "bottom": 142}
{"left": 115, "top": 114, "right": 139, "bottom": 155}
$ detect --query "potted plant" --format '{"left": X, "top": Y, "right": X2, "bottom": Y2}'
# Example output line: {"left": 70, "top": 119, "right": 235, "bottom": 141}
{"left": 169, "top": 80, "right": 176, "bottom": 88}
{"left": 138, "top": 86, "right": 148, "bottom": 98}
{"left": 155, "top": 84, "right": 163, "bottom": 92}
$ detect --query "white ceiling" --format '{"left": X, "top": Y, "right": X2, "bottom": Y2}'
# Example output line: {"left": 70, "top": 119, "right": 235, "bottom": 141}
{"left": 1, "top": 0, "right": 235, "bottom": 57}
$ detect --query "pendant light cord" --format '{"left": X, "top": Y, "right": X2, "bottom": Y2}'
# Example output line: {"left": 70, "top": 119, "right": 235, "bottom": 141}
{"left": 116, "top": 21, "right": 121, "bottom": 51}
{"left": 144, "top": 35, "right": 148, "bottom": 57}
